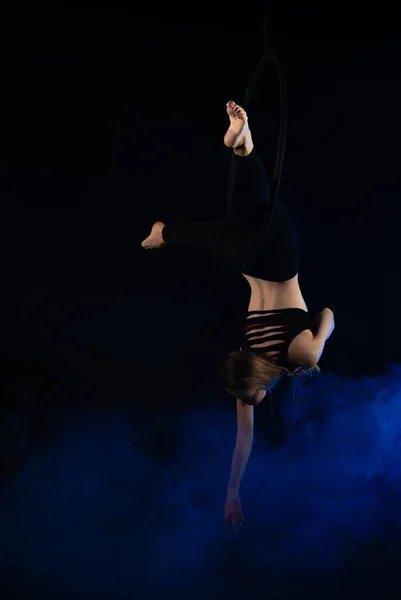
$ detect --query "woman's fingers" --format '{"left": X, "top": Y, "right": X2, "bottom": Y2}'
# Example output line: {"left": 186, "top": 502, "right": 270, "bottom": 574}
{"left": 225, "top": 511, "right": 244, "bottom": 531}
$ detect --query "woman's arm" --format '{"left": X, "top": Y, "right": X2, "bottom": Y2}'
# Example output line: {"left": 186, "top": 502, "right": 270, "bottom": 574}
{"left": 226, "top": 400, "right": 254, "bottom": 496}
{"left": 288, "top": 308, "right": 335, "bottom": 368}
{"left": 311, "top": 307, "right": 335, "bottom": 362}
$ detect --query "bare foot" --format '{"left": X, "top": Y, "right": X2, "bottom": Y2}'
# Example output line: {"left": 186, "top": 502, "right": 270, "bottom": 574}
{"left": 141, "top": 221, "right": 166, "bottom": 250}
{"left": 224, "top": 101, "right": 254, "bottom": 156}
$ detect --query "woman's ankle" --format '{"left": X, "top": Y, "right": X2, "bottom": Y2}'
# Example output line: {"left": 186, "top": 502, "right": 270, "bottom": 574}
{"left": 233, "top": 132, "right": 254, "bottom": 157}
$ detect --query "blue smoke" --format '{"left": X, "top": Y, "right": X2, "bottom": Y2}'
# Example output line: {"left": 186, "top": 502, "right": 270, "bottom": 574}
{"left": 1, "top": 366, "right": 401, "bottom": 598}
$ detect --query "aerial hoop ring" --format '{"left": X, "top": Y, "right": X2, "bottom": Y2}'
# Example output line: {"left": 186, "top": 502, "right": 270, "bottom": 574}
{"left": 225, "top": 12, "right": 288, "bottom": 273}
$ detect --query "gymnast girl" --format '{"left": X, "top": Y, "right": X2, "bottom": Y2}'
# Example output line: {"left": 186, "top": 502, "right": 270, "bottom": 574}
{"left": 141, "top": 101, "right": 335, "bottom": 531}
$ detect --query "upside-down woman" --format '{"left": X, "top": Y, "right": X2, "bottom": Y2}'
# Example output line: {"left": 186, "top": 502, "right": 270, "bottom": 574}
{"left": 141, "top": 101, "right": 335, "bottom": 530}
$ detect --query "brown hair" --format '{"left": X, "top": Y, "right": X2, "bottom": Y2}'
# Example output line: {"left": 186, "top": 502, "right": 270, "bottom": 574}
{"left": 222, "top": 350, "right": 321, "bottom": 406}
{"left": 222, "top": 350, "right": 284, "bottom": 406}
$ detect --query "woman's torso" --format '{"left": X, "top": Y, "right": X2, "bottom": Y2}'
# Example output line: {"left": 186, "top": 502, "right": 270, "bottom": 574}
{"left": 241, "top": 273, "right": 308, "bottom": 312}
{"left": 241, "top": 273, "right": 311, "bottom": 369}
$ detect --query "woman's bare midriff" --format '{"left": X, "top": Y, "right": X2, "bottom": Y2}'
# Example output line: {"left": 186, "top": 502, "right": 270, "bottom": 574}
{"left": 241, "top": 273, "right": 308, "bottom": 313}
{"left": 241, "top": 273, "right": 311, "bottom": 367}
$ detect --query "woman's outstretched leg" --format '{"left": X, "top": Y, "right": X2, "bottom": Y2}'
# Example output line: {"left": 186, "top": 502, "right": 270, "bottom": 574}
{"left": 141, "top": 219, "right": 249, "bottom": 264}
{"left": 141, "top": 101, "right": 270, "bottom": 265}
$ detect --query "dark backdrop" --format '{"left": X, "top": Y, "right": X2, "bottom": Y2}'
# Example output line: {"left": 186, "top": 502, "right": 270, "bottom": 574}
{"left": 1, "top": 3, "right": 401, "bottom": 599}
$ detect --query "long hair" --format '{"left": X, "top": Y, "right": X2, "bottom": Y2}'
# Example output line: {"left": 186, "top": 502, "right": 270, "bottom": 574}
{"left": 222, "top": 350, "right": 283, "bottom": 405}
{"left": 222, "top": 350, "right": 321, "bottom": 406}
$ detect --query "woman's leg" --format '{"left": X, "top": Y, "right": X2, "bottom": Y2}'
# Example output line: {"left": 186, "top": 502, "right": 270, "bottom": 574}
{"left": 232, "top": 149, "right": 271, "bottom": 226}
{"left": 161, "top": 219, "right": 250, "bottom": 264}
{"left": 160, "top": 147, "right": 270, "bottom": 263}
{"left": 225, "top": 100, "right": 271, "bottom": 221}
{"left": 141, "top": 102, "right": 270, "bottom": 266}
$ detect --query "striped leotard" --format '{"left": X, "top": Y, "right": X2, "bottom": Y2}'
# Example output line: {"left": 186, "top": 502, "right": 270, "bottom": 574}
{"left": 242, "top": 308, "right": 311, "bottom": 371}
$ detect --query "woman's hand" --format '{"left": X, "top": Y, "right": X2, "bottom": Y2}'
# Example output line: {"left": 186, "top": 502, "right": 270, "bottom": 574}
{"left": 225, "top": 493, "right": 244, "bottom": 531}
{"left": 321, "top": 307, "right": 334, "bottom": 323}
